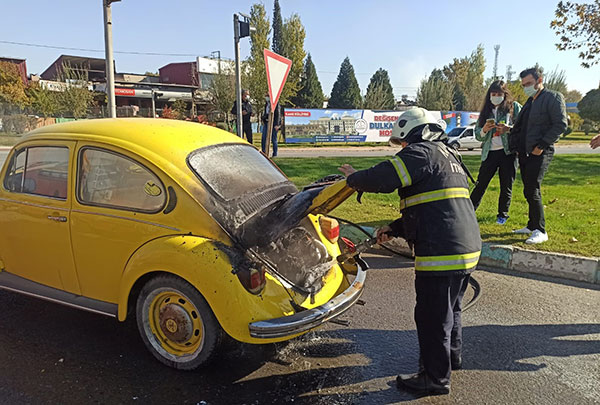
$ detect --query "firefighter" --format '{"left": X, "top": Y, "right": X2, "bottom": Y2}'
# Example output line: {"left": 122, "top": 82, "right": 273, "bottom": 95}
{"left": 339, "top": 108, "right": 481, "bottom": 396}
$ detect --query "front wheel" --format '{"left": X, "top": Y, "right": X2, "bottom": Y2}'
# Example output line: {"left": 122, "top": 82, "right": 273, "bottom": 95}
{"left": 136, "top": 275, "right": 222, "bottom": 370}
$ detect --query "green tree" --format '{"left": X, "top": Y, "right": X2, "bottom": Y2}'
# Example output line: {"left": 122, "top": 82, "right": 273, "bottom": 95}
{"left": 272, "top": 0, "right": 284, "bottom": 55}
{"left": 567, "top": 112, "right": 583, "bottom": 131}
{"left": 0, "top": 61, "right": 29, "bottom": 108}
{"left": 291, "top": 53, "right": 324, "bottom": 108}
{"left": 507, "top": 80, "right": 528, "bottom": 105}
{"left": 26, "top": 82, "right": 60, "bottom": 117}
{"left": 207, "top": 61, "right": 235, "bottom": 127}
{"left": 246, "top": 3, "right": 271, "bottom": 113}
{"left": 565, "top": 89, "right": 583, "bottom": 103}
{"left": 364, "top": 68, "right": 395, "bottom": 110}
{"left": 172, "top": 99, "right": 188, "bottom": 119}
{"left": 280, "top": 13, "right": 306, "bottom": 105}
{"left": 416, "top": 69, "right": 454, "bottom": 111}
{"left": 550, "top": 0, "right": 600, "bottom": 68}
{"left": 442, "top": 45, "right": 486, "bottom": 111}
{"left": 577, "top": 88, "right": 600, "bottom": 122}
{"left": 56, "top": 62, "right": 94, "bottom": 118}
{"left": 328, "top": 57, "right": 362, "bottom": 109}
{"left": 544, "top": 66, "right": 568, "bottom": 95}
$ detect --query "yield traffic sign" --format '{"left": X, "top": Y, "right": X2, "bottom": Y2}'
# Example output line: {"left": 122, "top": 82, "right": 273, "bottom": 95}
{"left": 263, "top": 49, "right": 292, "bottom": 109}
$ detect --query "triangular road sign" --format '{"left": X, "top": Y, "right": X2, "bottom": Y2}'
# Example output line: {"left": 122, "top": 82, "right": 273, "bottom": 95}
{"left": 264, "top": 49, "right": 292, "bottom": 109}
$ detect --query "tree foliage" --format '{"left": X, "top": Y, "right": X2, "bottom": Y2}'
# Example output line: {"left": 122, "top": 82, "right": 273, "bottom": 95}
{"left": 280, "top": 13, "right": 306, "bottom": 105}
{"left": 507, "top": 80, "right": 528, "bottom": 105}
{"left": 364, "top": 68, "right": 395, "bottom": 110}
{"left": 272, "top": 0, "right": 284, "bottom": 55}
{"left": 544, "top": 66, "right": 568, "bottom": 95}
{"left": 291, "top": 53, "right": 324, "bottom": 108}
{"left": 56, "top": 62, "right": 94, "bottom": 118}
{"left": 26, "top": 82, "right": 60, "bottom": 117}
{"left": 416, "top": 68, "right": 454, "bottom": 111}
{"left": 565, "top": 89, "right": 583, "bottom": 103}
{"left": 442, "top": 45, "right": 486, "bottom": 111}
{"left": 577, "top": 88, "right": 600, "bottom": 122}
{"left": 246, "top": 3, "right": 271, "bottom": 113}
{"left": 207, "top": 61, "right": 235, "bottom": 126}
{"left": 0, "top": 61, "right": 29, "bottom": 107}
{"left": 328, "top": 57, "right": 362, "bottom": 109}
{"left": 550, "top": 0, "right": 600, "bottom": 68}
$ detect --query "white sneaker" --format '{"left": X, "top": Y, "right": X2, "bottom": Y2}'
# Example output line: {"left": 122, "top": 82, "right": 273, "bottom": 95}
{"left": 513, "top": 226, "right": 532, "bottom": 234}
{"left": 526, "top": 230, "right": 548, "bottom": 244}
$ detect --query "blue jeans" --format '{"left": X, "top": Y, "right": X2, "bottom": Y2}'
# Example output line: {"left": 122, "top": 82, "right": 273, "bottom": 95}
{"left": 261, "top": 124, "right": 278, "bottom": 157}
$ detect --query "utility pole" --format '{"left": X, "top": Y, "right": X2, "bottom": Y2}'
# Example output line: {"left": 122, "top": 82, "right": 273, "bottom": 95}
{"left": 233, "top": 13, "right": 254, "bottom": 138}
{"left": 493, "top": 44, "right": 500, "bottom": 80}
{"left": 102, "top": 0, "right": 120, "bottom": 118}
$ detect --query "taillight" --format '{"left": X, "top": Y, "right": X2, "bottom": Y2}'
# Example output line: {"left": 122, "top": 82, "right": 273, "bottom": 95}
{"left": 237, "top": 266, "right": 266, "bottom": 295}
{"left": 319, "top": 217, "right": 339, "bottom": 243}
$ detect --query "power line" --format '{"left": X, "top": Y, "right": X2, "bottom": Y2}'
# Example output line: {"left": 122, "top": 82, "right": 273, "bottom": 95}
{"left": 0, "top": 40, "right": 201, "bottom": 57}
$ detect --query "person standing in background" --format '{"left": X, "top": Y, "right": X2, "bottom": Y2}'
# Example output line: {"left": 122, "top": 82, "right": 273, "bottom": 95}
{"left": 231, "top": 89, "right": 254, "bottom": 143}
{"left": 470, "top": 80, "right": 522, "bottom": 225}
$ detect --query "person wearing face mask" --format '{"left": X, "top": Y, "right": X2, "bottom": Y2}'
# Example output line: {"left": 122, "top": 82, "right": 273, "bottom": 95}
{"left": 508, "top": 67, "right": 568, "bottom": 244}
{"left": 231, "top": 89, "right": 254, "bottom": 143}
{"left": 470, "top": 80, "right": 522, "bottom": 225}
{"left": 261, "top": 93, "right": 281, "bottom": 157}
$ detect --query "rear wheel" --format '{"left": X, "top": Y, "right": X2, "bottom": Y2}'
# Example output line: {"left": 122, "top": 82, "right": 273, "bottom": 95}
{"left": 136, "top": 275, "right": 222, "bottom": 370}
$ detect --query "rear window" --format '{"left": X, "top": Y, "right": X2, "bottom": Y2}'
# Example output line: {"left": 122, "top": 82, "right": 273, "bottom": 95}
{"left": 447, "top": 128, "right": 464, "bottom": 137}
{"left": 188, "top": 144, "right": 290, "bottom": 201}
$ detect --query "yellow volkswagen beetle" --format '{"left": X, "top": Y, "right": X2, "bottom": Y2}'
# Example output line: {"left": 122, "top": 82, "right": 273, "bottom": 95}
{"left": 0, "top": 118, "right": 366, "bottom": 370}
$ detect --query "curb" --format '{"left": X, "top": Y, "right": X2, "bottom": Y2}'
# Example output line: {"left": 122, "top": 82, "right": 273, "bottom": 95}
{"left": 373, "top": 239, "right": 600, "bottom": 285}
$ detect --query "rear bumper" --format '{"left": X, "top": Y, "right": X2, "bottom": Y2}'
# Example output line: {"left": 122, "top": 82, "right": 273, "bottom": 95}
{"left": 248, "top": 262, "right": 366, "bottom": 339}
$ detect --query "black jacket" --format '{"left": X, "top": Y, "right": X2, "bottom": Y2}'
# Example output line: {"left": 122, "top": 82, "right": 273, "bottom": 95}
{"left": 231, "top": 99, "right": 253, "bottom": 124}
{"left": 347, "top": 141, "right": 481, "bottom": 276}
{"left": 262, "top": 103, "right": 281, "bottom": 126}
{"left": 509, "top": 88, "right": 567, "bottom": 154}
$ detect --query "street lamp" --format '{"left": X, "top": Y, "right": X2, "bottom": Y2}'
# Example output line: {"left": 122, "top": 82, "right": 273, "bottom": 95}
{"left": 103, "top": 0, "right": 120, "bottom": 118}
{"left": 233, "top": 13, "right": 254, "bottom": 138}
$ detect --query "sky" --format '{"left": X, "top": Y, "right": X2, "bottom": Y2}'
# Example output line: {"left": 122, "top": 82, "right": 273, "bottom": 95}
{"left": 1, "top": 0, "right": 598, "bottom": 100}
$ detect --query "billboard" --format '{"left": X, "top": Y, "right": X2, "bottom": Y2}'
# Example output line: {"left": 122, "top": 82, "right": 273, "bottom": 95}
{"left": 285, "top": 108, "right": 477, "bottom": 143}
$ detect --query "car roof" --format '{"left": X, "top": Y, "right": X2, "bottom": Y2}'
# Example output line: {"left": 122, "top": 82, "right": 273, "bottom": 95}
{"left": 19, "top": 118, "right": 247, "bottom": 183}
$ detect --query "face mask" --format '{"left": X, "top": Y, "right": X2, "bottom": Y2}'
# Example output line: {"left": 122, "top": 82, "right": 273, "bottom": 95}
{"left": 265, "top": 96, "right": 270, "bottom": 102}
{"left": 524, "top": 85, "right": 537, "bottom": 97}
{"left": 244, "top": 95, "right": 250, "bottom": 101}
{"left": 490, "top": 95, "right": 504, "bottom": 106}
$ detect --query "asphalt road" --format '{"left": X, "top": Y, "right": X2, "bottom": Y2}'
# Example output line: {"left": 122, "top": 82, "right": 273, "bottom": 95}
{"left": 1, "top": 254, "right": 598, "bottom": 404}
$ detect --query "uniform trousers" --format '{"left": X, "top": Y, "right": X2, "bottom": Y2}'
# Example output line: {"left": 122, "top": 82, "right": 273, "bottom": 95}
{"left": 414, "top": 273, "right": 471, "bottom": 385}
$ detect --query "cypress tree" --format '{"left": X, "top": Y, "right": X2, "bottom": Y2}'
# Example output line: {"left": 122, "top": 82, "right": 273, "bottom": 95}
{"left": 272, "top": 0, "right": 284, "bottom": 55}
{"left": 292, "top": 53, "right": 324, "bottom": 108}
{"left": 364, "top": 68, "right": 395, "bottom": 110}
{"left": 328, "top": 57, "right": 362, "bottom": 109}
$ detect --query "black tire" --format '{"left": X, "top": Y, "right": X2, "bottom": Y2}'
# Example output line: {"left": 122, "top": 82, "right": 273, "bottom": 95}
{"left": 449, "top": 142, "right": 460, "bottom": 150}
{"left": 136, "top": 275, "right": 222, "bottom": 370}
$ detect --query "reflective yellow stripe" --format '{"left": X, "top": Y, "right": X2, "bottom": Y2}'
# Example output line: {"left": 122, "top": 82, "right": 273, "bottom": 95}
{"left": 415, "top": 251, "right": 481, "bottom": 271}
{"left": 400, "top": 187, "right": 469, "bottom": 209}
{"left": 389, "top": 157, "right": 412, "bottom": 187}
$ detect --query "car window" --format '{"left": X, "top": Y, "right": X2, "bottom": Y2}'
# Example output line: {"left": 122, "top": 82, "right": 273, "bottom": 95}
{"left": 447, "top": 128, "right": 463, "bottom": 137}
{"left": 188, "top": 144, "right": 291, "bottom": 201}
{"left": 78, "top": 148, "right": 165, "bottom": 212}
{"left": 464, "top": 129, "right": 474, "bottom": 137}
{"left": 3, "top": 146, "right": 69, "bottom": 199}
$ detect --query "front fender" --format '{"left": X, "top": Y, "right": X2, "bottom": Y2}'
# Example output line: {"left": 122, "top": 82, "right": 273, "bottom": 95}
{"left": 118, "top": 235, "right": 296, "bottom": 343}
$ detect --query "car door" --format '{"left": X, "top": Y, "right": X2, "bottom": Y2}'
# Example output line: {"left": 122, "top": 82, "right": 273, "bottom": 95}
{"left": 70, "top": 145, "right": 175, "bottom": 303}
{"left": 0, "top": 141, "right": 80, "bottom": 293}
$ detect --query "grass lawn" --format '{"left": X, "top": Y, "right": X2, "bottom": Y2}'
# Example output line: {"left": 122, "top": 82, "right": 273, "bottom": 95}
{"left": 0, "top": 133, "right": 22, "bottom": 147}
{"left": 558, "top": 131, "right": 597, "bottom": 145}
{"left": 274, "top": 154, "right": 600, "bottom": 257}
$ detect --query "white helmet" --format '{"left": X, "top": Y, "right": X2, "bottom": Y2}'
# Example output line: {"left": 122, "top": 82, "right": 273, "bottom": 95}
{"left": 390, "top": 107, "right": 444, "bottom": 144}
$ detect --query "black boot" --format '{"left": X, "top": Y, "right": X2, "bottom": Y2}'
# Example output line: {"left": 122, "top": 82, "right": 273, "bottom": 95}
{"left": 451, "top": 354, "right": 462, "bottom": 370}
{"left": 396, "top": 371, "right": 450, "bottom": 395}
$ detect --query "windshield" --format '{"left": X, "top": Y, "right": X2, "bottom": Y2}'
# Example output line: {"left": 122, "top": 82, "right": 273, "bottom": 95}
{"left": 188, "top": 144, "right": 291, "bottom": 201}
{"left": 447, "top": 128, "right": 465, "bottom": 138}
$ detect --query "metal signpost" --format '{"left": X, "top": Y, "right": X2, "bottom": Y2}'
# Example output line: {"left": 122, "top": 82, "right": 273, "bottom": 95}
{"left": 102, "top": 0, "right": 120, "bottom": 119}
{"left": 263, "top": 49, "right": 292, "bottom": 157}
{"left": 233, "top": 13, "right": 254, "bottom": 138}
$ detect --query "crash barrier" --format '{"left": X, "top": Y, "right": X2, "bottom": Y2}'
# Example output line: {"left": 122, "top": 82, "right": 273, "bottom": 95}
{"left": 283, "top": 108, "right": 480, "bottom": 144}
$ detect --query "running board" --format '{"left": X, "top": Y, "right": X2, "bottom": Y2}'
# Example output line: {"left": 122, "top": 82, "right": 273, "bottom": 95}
{"left": 0, "top": 272, "right": 118, "bottom": 318}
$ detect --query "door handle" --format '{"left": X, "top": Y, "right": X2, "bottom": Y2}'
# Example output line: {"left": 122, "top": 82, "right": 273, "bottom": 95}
{"left": 47, "top": 215, "right": 67, "bottom": 223}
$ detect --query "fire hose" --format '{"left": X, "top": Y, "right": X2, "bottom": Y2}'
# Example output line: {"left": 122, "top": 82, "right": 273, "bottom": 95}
{"left": 330, "top": 215, "right": 482, "bottom": 312}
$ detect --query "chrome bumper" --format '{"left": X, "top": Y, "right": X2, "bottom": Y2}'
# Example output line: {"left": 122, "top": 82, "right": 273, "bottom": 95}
{"left": 248, "top": 262, "right": 367, "bottom": 339}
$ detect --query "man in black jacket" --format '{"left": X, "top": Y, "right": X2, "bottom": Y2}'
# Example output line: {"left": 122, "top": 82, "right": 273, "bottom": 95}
{"left": 231, "top": 89, "right": 254, "bottom": 143}
{"left": 339, "top": 108, "right": 481, "bottom": 396}
{"left": 509, "top": 67, "right": 567, "bottom": 244}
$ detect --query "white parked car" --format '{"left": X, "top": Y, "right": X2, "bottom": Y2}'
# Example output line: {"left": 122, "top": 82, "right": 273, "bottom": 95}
{"left": 446, "top": 126, "right": 481, "bottom": 150}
